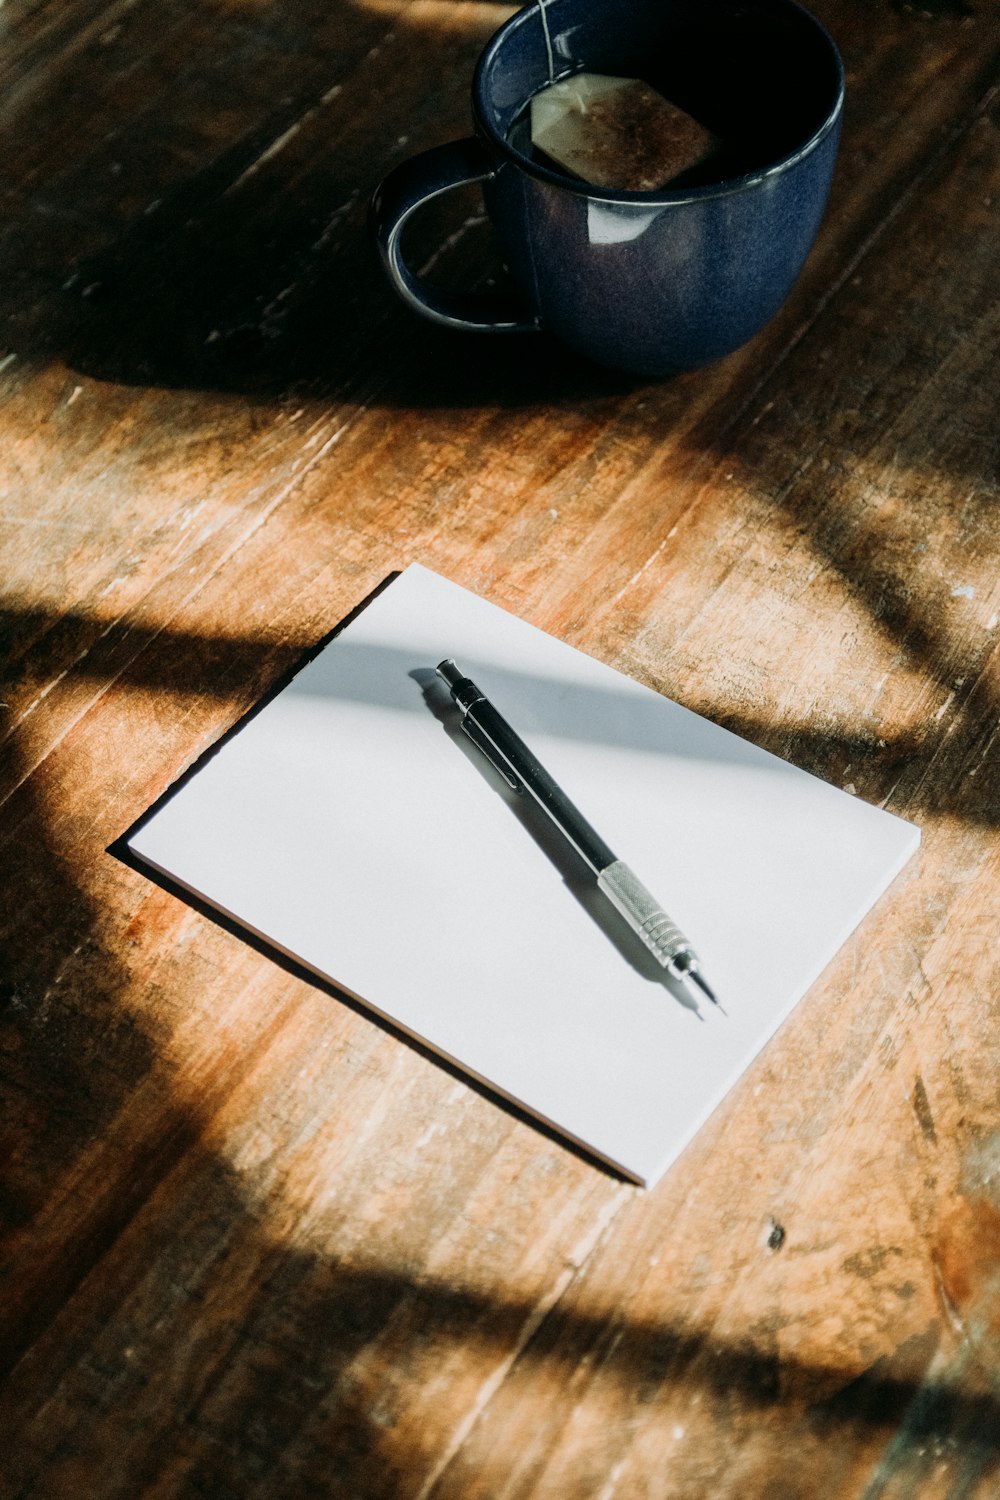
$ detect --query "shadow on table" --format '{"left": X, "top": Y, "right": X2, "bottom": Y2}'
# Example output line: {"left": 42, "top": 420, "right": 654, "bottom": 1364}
{"left": 2, "top": 591, "right": 1000, "bottom": 1496}
{"left": 60, "top": 201, "right": 643, "bottom": 411}
{"left": 3, "top": 598, "right": 988, "bottom": 1479}
{"left": 2, "top": 825, "right": 998, "bottom": 1500}
{"left": 2, "top": 0, "right": 1000, "bottom": 1486}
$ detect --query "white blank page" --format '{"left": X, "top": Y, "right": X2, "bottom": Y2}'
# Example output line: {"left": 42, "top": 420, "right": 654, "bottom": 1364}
{"left": 129, "top": 565, "right": 920, "bottom": 1186}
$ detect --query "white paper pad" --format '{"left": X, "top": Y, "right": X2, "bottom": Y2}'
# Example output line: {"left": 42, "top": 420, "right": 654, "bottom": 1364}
{"left": 128, "top": 565, "right": 920, "bottom": 1186}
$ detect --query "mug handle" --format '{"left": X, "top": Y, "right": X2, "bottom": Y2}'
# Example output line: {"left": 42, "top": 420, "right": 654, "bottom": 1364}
{"left": 370, "top": 138, "right": 540, "bottom": 333}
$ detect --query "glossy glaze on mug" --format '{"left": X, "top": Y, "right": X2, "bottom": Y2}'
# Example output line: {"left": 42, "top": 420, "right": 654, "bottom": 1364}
{"left": 476, "top": 0, "right": 843, "bottom": 374}
{"left": 371, "top": 0, "right": 844, "bottom": 375}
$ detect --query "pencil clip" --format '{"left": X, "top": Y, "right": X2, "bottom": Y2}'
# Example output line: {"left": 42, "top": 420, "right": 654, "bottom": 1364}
{"left": 461, "top": 717, "right": 522, "bottom": 791}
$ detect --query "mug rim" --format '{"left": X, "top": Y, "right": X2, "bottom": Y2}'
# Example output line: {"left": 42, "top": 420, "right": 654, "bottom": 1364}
{"left": 471, "top": 0, "right": 845, "bottom": 207}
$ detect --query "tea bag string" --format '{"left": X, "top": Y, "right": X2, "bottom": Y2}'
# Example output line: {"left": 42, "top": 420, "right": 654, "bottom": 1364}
{"left": 538, "top": 0, "right": 556, "bottom": 84}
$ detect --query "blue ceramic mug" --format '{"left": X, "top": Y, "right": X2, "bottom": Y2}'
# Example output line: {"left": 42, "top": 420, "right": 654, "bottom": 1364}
{"left": 371, "top": 0, "right": 844, "bottom": 376}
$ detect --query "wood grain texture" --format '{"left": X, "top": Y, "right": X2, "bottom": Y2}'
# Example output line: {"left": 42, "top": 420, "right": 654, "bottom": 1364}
{"left": 1, "top": 0, "right": 998, "bottom": 1496}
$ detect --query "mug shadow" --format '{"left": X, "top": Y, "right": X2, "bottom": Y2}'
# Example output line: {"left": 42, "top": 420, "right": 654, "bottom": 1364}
{"left": 410, "top": 665, "right": 705, "bottom": 1015}
{"left": 62, "top": 191, "right": 647, "bottom": 410}
{"left": 0, "top": 0, "right": 645, "bottom": 410}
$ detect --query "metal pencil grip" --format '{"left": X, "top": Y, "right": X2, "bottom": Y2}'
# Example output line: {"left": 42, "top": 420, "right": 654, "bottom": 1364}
{"left": 597, "top": 860, "right": 692, "bottom": 971}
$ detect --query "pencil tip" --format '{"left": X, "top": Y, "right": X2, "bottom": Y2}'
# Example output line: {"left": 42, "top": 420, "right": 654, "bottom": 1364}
{"left": 688, "top": 967, "right": 725, "bottom": 1015}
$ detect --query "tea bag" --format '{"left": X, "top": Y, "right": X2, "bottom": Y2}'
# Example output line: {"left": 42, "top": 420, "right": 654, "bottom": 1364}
{"left": 530, "top": 73, "right": 718, "bottom": 192}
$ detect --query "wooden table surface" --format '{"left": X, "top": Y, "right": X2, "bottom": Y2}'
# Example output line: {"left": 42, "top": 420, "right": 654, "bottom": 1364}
{"left": 2, "top": 1, "right": 998, "bottom": 1495}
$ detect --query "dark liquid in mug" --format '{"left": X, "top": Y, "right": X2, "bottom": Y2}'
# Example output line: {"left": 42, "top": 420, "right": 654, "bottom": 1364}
{"left": 507, "top": 74, "right": 796, "bottom": 192}
{"left": 505, "top": 87, "right": 743, "bottom": 192}
{"left": 505, "top": 10, "right": 833, "bottom": 195}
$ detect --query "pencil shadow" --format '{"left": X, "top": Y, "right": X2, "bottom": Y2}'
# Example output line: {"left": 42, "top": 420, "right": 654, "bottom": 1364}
{"left": 412, "top": 666, "right": 706, "bottom": 1018}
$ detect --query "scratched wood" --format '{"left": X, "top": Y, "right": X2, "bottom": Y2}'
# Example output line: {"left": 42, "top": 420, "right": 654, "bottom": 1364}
{"left": 1, "top": 0, "right": 998, "bottom": 1496}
